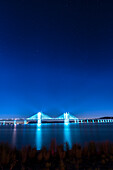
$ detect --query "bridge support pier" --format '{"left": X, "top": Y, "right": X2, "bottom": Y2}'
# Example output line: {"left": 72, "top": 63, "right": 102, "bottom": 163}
{"left": 75, "top": 119, "right": 79, "bottom": 123}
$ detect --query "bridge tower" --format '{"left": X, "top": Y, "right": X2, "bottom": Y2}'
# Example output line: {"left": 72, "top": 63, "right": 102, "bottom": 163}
{"left": 37, "top": 112, "right": 42, "bottom": 125}
{"left": 64, "top": 112, "right": 69, "bottom": 124}
{"left": 14, "top": 120, "right": 16, "bottom": 125}
{"left": 24, "top": 120, "right": 27, "bottom": 125}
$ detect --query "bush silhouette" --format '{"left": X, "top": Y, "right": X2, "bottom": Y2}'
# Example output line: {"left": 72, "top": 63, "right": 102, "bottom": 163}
{"left": 0, "top": 141, "right": 113, "bottom": 169}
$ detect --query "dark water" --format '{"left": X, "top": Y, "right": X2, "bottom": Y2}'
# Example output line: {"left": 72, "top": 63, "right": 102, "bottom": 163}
{"left": 0, "top": 123, "right": 113, "bottom": 150}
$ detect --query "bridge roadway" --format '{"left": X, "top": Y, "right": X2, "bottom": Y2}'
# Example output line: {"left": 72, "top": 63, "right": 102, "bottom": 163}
{"left": 0, "top": 118, "right": 113, "bottom": 125}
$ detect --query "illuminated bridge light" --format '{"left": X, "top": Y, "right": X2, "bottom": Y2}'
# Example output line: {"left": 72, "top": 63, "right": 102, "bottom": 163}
{"left": 3, "top": 121, "right": 5, "bottom": 125}
{"left": 64, "top": 112, "right": 69, "bottom": 125}
{"left": 14, "top": 120, "right": 16, "bottom": 125}
{"left": 75, "top": 119, "right": 79, "bottom": 123}
{"left": 2, "top": 113, "right": 113, "bottom": 125}
{"left": 37, "top": 112, "right": 42, "bottom": 125}
{"left": 24, "top": 120, "right": 27, "bottom": 125}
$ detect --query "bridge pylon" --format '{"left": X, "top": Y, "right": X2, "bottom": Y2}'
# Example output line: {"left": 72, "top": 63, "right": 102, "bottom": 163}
{"left": 64, "top": 112, "right": 69, "bottom": 124}
{"left": 37, "top": 112, "right": 42, "bottom": 125}
{"left": 24, "top": 120, "right": 27, "bottom": 125}
{"left": 14, "top": 120, "right": 16, "bottom": 125}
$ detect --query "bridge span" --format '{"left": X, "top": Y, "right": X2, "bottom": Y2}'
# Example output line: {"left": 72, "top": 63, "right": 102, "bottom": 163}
{"left": 0, "top": 112, "right": 113, "bottom": 125}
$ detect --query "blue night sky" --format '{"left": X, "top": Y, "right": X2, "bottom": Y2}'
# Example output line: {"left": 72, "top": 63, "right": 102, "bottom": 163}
{"left": 0, "top": 0, "right": 113, "bottom": 118}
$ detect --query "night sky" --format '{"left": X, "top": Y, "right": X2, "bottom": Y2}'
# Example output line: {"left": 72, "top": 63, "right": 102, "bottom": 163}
{"left": 0, "top": 0, "right": 113, "bottom": 118}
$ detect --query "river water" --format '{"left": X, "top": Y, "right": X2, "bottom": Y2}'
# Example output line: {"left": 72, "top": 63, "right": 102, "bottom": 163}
{"left": 0, "top": 123, "right": 113, "bottom": 150}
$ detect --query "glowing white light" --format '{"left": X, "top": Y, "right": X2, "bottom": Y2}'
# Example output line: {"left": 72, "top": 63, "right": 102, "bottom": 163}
{"left": 64, "top": 112, "right": 69, "bottom": 124}
{"left": 3, "top": 121, "right": 5, "bottom": 125}
{"left": 38, "top": 112, "right": 41, "bottom": 119}
{"left": 36, "top": 124, "right": 42, "bottom": 150}
{"left": 14, "top": 120, "right": 16, "bottom": 125}
{"left": 37, "top": 112, "right": 42, "bottom": 125}
{"left": 24, "top": 120, "right": 27, "bottom": 125}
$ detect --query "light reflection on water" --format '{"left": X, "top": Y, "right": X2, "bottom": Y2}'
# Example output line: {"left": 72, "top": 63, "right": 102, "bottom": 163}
{"left": 64, "top": 123, "right": 72, "bottom": 149}
{"left": 36, "top": 124, "right": 42, "bottom": 150}
{"left": 12, "top": 125, "right": 16, "bottom": 146}
{"left": 0, "top": 123, "right": 113, "bottom": 150}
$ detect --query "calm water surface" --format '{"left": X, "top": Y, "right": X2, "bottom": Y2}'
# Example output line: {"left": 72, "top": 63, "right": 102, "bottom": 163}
{"left": 0, "top": 123, "right": 113, "bottom": 150}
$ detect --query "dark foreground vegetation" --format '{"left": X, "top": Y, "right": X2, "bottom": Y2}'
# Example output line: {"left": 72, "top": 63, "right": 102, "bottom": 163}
{"left": 0, "top": 141, "right": 113, "bottom": 169}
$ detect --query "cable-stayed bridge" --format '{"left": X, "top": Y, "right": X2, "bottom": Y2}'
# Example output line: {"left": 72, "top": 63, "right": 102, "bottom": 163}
{"left": 0, "top": 112, "right": 113, "bottom": 125}
{"left": 27, "top": 112, "right": 52, "bottom": 120}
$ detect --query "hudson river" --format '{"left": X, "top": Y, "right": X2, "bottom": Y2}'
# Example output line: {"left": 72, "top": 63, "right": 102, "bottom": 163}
{"left": 0, "top": 123, "right": 113, "bottom": 150}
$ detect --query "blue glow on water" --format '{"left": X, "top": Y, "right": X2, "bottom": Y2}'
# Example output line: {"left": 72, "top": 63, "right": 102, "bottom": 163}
{"left": 37, "top": 123, "right": 41, "bottom": 127}
{"left": 12, "top": 125, "right": 16, "bottom": 146}
{"left": 64, "top": 123, "right": 72, "bottom": 149}
{"left": 36, "top": 124, "right": 42, "bottom": 150}
{"left": 1, "top": 123, "right": 113, "bottom": 150}
{"left": 65, "top": 122, "right": 69, "bottom": 125}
